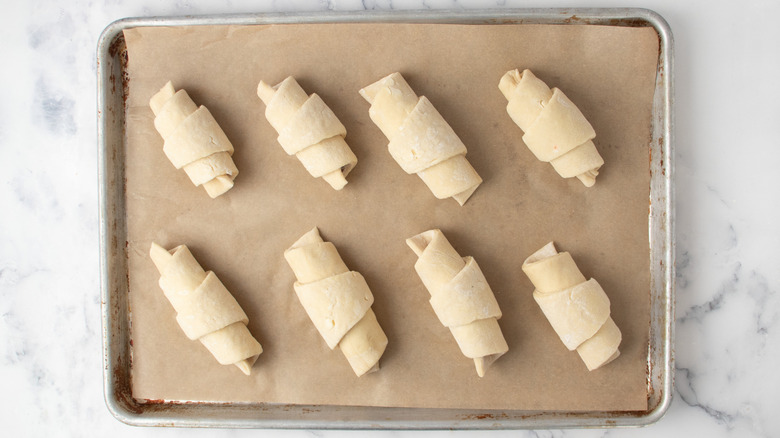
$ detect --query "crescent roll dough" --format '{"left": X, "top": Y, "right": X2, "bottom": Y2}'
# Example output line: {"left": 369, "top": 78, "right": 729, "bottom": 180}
{"left": 149, "top": 243, "right": 263, "bottom": 375}
{"left": 360, "top": 72, "right": 482, "bottom": 206}
{"left": 406, "top": 229, "right": 508, "bottom": 377}
{"left": 150, "top": 81, "right": 238, "bottom": 198}
{"left": 521, "top": 242, "right": 622, "bottom": 371}
{"left": 499, "top": 69, "right": 604, "bottom": 187}
{"left": 257, "top": 77, "right": 357, "bottom": 190}
{"left": 284, "top": 228, "right": 388, "bottom": 376}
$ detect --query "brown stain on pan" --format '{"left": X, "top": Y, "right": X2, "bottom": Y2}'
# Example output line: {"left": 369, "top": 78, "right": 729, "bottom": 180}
{"left": 112, "top": 354, "right": 143, "bottom": 415}
{"left": 459, "top": 408, "right": 652, "bottom": 424}
{"left": 605, "top": 17, "right": 649, "bottom": 27}
{"left": 459, "top": 412, "right": 510, "bottom": 420}
{"left": 107, "top": 33, "right": 130, "bottom": 104}
{"left": 105, "top": 29, "right": 139, "bottom": 419}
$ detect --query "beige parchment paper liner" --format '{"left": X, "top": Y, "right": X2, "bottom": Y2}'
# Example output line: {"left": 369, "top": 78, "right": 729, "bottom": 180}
{"left": 123, "top": 22, "right": 659, "bottom": 411}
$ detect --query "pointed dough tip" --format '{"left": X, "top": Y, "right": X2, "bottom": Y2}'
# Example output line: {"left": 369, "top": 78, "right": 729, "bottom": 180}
{"left": 149, "top": 242, "right": 172, "bottom": 273}
{"left": 202, "top": 175, "right": 234, "bottom": 198}
{"left": 475, "top": 359, "right": 486, "bottom": 377}
{"left": 576, "top": 169, "right": 598, "bottom": 187}
{"left": 234, "top": 359, "right": 253, "bottom": 376}
{"left": 405, "top": 236, "right": 427, "bottom": 257}
{"left": 405, "top": 237, "right": 424, "bottom": 257}
{"left": 524, "top": 241, "right": 558, "bottom": 266}
{"left": 406, "top": 229, "right": 440, "bottom": 257}
{"left": 451, "top": 182, "right": 480, "bottom": 206}
{"left": 358, "top": 86, "right": 373, "bottom": 104}
{"left": 257, "top": 80, "right": 276, "bottom": 105}
{"left": 289, "top": 227, "right": 323, "bottom": 251}
{"left": 235, "top": 353, "right": 262, "bottom": 375}
{"left": 359, "top": 71, "right": 402, "bottom": 104}
{"left": 474, "top": 352, "right": 504, "bottom": 377}
{"left": 498, "top": 69, "right": 522, "bottom": 99}
{"left": 149, "top": 81, "right": 176, "bottom": 116}
{"left": 358, "top": 362, "right": 380, "bottom": 377}
{"left": 322, "top": 169, "right": 349, "bottom": 190}
{"left": 305, "top": 226, "right": 321, "bottom": 240}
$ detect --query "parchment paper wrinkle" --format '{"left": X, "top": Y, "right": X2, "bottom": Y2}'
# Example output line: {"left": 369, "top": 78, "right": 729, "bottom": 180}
{"left": 123, "top": 22, "right": 658, "bottom": 411}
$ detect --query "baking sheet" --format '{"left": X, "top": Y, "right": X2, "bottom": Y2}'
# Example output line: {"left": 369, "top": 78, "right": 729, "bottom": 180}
{"left": 121, "top": 21, "right": 659, "bottom": 412}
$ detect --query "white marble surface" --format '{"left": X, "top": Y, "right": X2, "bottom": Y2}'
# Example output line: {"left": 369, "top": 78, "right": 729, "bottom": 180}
{"left": 1, "top": 0, "right": 779, "bottom": 436}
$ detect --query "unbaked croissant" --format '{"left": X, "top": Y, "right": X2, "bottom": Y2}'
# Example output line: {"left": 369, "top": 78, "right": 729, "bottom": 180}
{"left": 257, "top": 77, "right": 357, "bottom": 190}
{"left": 406, "top": 229, "right": 508, "bottom": 377}
{"left": 150, "top": 81, "right": 238, "bottom": 198}
{"left": 360, "top": 72, "right": 482, "bottom": 205}
{"left": 149, "top": 242, "right": 263, "bottom": 375}
{"left": 521, "top": 242, "right": 621, "bottom": 371}
{"left": 499, "top": 69, "right": 604, "bottom": 187}
{"left": 284, "top": 228, "right": 387, "bottom": 376}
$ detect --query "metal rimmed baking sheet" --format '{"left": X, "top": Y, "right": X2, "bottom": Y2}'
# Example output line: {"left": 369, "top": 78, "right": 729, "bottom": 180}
{"left": 98, "top": 8, "right": 674, "bottom": 429}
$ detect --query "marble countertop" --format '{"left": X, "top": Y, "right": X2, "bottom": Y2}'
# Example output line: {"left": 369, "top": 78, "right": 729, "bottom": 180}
{"left": 2, "top": 0, "right": 778, "bottom": 436}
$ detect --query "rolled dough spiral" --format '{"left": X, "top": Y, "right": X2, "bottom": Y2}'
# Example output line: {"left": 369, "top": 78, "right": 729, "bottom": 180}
{"left": 499, "top": 69, "right": 604, "bottom": 187}
{"left": 284, "top": 228, "right": 388, "bottom": 376}
{"left": 521, "top": 242, "right": 621, "bottom": 371}
{"left": 360, "top": 72, "right": 482, "bottom": 206}
{"left": 149, "top": 243, "right": 263, "bottom": 375}
{"left": 257, "top": 77, "right": 357, "bottom": 190}
{"left": 149, "top": 81, "right": 238, "bottom": 198}
{"left": 406, "top": 229, "right": 508, "bottom": 377}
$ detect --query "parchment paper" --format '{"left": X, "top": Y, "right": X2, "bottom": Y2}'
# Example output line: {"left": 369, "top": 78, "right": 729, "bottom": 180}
{"left": 123, "top": 22, "right": 659, "bottom": 411}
